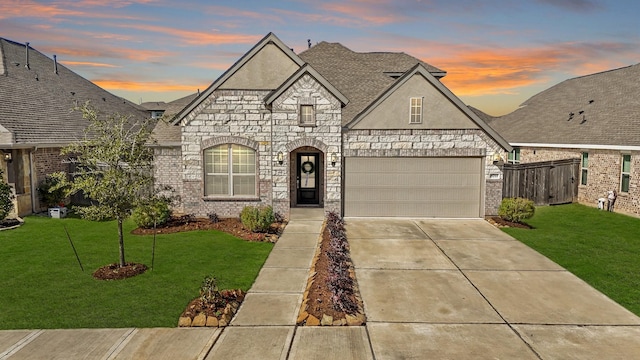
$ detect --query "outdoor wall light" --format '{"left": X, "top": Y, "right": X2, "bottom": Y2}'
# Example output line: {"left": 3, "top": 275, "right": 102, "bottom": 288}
{"left": 492, "top": 152, "right": 503, "bottom": 165}
{"left": 3, "top": 152, "right": 11, "bottom": 162}
{"left": 331, "top": 152, "right": 337, "bottom": 167}
{"left": 277, "top": 151, "right": 284, "bottom": 165}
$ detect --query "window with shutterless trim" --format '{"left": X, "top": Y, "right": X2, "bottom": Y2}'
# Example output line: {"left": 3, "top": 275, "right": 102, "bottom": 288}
{"left": 204, "top": 144, "right": 256, "bottom": 197}
{"left": 620, "top": 154, "right": 631, "bottom": 193}
{"left": 581, "top": 152, "right": 588, "bottom": 185}
{"left": 409, "top": 97, "right": 423, "bottom": 124}
{"left": 507, "top": 148, "right": 520, "bottom": 164}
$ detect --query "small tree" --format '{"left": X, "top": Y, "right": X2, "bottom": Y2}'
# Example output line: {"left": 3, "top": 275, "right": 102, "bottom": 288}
{"left": 0, "top": 169, "right": 15, "bottom": 219}
{"left": 52, "top": 103, "right": 157, "bottom": 267}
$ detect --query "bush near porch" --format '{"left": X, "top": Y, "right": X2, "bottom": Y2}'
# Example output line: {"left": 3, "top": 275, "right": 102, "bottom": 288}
{"left": 0, "top": 216, "right": 272, "bottom": 329}
{"left": 502, "top": 203, "right": 640, "bottom": 316}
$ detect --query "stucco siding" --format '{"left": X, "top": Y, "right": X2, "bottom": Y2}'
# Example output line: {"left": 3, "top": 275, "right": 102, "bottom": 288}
{"left": 352, "top": 74, "right": 479, "bottom": 130}
{"left": 219, "top": 43, "right": 299, "bottom": 90}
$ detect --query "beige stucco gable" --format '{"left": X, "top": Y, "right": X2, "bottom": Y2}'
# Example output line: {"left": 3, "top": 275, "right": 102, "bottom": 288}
{"left": 352, "top": 74, "right": 479, "bottom": 130}
{"left": 219, "top": 43, "right": 300, "bottom": 90}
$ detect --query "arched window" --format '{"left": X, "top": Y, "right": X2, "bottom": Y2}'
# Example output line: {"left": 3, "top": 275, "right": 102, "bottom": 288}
{"left": 204, "top": 144, "right": 256, "bottom": 196}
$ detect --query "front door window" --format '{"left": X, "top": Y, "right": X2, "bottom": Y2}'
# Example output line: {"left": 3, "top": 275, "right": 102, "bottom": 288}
{"left": 297, "top": 153, "right": 319, "bottom": 205}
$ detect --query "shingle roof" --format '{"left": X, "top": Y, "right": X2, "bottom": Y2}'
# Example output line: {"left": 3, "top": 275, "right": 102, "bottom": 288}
{"left": 299, "top": 42, "right": 445, "bottom": 125}
{"left": 0, "top": 38, "right": 150, "bottom": 146}
{"left": 489, "top": 63, "right": 640, "bottom": 148}
{"left": 150, "top": 92, "right": 199, "bottom": 145}
{"left": 468, "top": 106, "right": 496, "bottom": 125}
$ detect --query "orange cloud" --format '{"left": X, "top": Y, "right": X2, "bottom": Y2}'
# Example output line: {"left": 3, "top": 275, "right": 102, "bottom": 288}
{"left": 60, "top": 60, "right": 120, "bottom": 68}
{"left": 111, "top": 23, "right": 261, "bottom": 46}
{"left": 0, "top": 0, "right": 83, "bottom": 19}
{"left": 319, "top": 1, "right": 407, "bottom": 25}
{"left": 93, "top": 79, "right": 205, "bottom": 93}
{"left": 42, "top": 46, "right": 174, "bottom": 62}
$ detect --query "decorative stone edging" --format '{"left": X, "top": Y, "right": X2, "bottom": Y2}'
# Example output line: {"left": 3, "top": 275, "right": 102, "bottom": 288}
{"left": 296, "top": 220, "right": 366, "bottom": 326}
{"left": 178, "top": 300, "right": 241, "bottom": 328}
{"left": 0, "top": 217, "right": 24, "bottom": 231}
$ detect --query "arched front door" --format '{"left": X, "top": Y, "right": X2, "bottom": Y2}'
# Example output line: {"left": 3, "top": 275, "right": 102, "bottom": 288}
{"left": 297, "top": 152, "right": 320, "bottom": 205}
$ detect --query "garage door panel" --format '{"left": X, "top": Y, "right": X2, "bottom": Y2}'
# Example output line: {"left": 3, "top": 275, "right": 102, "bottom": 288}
{"left": 345, "top": 157, "right": 482, "bottom": 218}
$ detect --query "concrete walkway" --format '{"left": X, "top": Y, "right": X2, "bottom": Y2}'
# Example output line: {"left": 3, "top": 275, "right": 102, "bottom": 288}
{"left": 2, "top": 213, "right": 640, "bottom": 359}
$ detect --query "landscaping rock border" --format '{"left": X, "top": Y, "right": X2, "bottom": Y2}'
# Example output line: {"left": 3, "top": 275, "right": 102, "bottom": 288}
{"left": 178, "top": 293, "right": 243, "bottom": 328}
{"left": 296, "top": 220, "right": 366, "bottom": 326}
{"left": 0, "top": 217, "right": 24, "bottom": 231}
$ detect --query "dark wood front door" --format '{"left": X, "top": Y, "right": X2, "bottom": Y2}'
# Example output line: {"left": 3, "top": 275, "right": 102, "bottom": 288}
{"left": 297, "top": 153, "right": 320, "bottom": 205}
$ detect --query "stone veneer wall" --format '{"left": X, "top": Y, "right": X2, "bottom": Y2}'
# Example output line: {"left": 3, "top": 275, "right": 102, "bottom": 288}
{"left": 32, "top": 147, "right": 68, "bottom": 212}
{"left": 517, "top": 147, "right": 640, "bottom": 216}
{"left": 177, "top": 74, "right": 342, "bottom": 218}
{"left": 343, "top": 129, "right": 505, "bottom": 216}
{"left": 271, "top": 74, "right": 342, "bottom": 216}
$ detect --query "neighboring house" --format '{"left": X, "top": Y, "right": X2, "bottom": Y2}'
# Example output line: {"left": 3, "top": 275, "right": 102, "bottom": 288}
{"left": 487, "top": 63, "right": 640, "bottom": 216}
{"left": 0, "top": 38, "right": 150, "bottom": 216}
{"left": 153, "top": 33, "right": 510, "bottom": 219}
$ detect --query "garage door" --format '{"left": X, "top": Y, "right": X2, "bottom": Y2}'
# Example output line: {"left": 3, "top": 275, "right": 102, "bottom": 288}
{"left": 344, "top": 157, "right": 483, "bottom": 218}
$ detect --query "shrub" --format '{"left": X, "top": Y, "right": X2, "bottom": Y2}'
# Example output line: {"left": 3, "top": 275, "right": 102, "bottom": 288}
{"left": 37, "top": 175, "right": 69, "bottom": 207}
{"left": 325, "top": 211, "right": 358, "bottom": 314}
{"left": 240, "top": 205, "right": 274, "bottom": 233}
{"left": 131, "top": 198, "right": 172, "bottom": 228}
{"left": 200, "top": 275, "right": 219, "bottom": 304}
{"left": 208, "top": 212, "right": 220, "bottom": 224}
{"left": 0, "top": 170, "right": 14, "bottom": 219}
{"left": 498, "top": 197, "right": 535, "bottom": 223}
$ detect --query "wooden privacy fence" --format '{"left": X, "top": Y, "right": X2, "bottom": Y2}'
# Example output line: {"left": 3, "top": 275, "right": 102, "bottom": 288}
{"left": 502, "top": 158, "right": 580, "bottom": 205}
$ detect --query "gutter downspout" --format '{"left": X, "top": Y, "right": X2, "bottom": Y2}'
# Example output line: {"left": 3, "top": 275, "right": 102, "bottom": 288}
{"left": 29, "top": 147, "right": 37, "bottom": 214}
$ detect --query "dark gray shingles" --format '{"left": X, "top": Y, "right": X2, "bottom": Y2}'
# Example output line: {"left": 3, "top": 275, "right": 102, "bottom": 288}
{"left": 0, "top": 38, "right": 150, "bottom": 146}
{"left": 490, "top": 63, "right": 640, "bottom": 147}
{"left": 299, "top": 42, "right": 444, "bottom": 125}
{"left": 150, "top": 93, "right": 199, "bottom": 145}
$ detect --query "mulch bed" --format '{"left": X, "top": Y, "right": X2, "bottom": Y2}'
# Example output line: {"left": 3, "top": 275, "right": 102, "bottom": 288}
{"left": 298, "top": 222, "right": 365, "bottom": 326}
{"left": 179, "top": 289, "right": 245, "bottom": 327}
{"left": 92, "top": 262, "right": 148, "bottom": 280}
{"left": 130, "top": 217, "right": 285, "bottom": 242}
{"left": 0, "top": 218, "right": 22, "bottom": 229}
{"left": 486, "top": 216, "right": 533, "bottom": 229}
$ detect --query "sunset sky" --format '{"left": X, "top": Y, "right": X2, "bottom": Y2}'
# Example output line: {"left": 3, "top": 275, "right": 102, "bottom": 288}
{"left": 1, "top": 0, "right": 638, "bottom": 116}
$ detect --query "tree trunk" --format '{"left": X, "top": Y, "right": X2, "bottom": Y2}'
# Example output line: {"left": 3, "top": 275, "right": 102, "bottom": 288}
{"left": 118, "top": 218, "right": 126, "bottom": 267}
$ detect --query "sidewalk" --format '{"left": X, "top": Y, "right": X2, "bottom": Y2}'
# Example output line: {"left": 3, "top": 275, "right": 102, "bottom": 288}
{"left": 2, "top": 213, "right": 640, "bottom": 359}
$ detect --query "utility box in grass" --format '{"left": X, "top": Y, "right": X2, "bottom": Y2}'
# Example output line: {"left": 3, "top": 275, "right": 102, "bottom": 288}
{"left": 49, "top": 207, "right": 68, "bottom": 219}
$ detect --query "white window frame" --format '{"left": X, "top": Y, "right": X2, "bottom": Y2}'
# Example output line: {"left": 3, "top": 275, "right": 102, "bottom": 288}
{"left": 299, "top": 104, "right": 315, "bottom": 126}
{"left": 507, "top": 148, "right": 520, "bottom": 164}
{"left": 409, "top": 97, "right": 423, "bottom": 124}
{"left": 620, "top": 154, "right": 631, "bottom": 193}
{"left": 298, "top": 97, "right": 316, "bottom": 126}
{"left": 204, "top": 144, "right": 256, "bottom": 197}
{"left": 581, "top": 152, "right": 588, "bottom": 185}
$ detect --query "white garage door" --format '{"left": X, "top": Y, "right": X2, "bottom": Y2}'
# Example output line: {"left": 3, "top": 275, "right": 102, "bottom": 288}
{"left": 344, "top": 157, "right": 483, "bottom": 218}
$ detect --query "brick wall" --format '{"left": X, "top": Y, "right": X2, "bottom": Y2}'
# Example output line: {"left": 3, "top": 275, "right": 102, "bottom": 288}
{"left": 153, "top": 146, "right": 184, "bottom": 213}
{"left": 516, "top": 147, "right": 640, "bottom": 216}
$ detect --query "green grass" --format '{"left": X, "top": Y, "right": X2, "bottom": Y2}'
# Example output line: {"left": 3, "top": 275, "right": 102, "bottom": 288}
{"left": 502, "top": 203, "right": 640, "bottom": 316}
{"left": 0, "top": 216, "right": 273, "bottom": 329}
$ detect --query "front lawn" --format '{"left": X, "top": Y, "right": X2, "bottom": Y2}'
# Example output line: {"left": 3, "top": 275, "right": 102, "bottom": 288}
{"left": 0, "top": 216, "right": 273, "bottom": 329}
{"left": 502, "top": 203, "right": 640, "bottom": 316}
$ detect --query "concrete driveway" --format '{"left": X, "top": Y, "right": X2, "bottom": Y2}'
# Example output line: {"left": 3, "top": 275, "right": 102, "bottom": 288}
{"left": 347, "top": 218, "right": 640, "bottom": 359}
